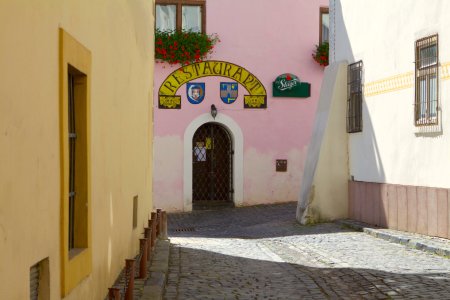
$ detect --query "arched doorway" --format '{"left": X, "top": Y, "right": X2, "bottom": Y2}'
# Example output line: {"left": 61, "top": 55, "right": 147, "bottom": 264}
{"left": 192, "top": 123, "right": 234, "bottom": 209}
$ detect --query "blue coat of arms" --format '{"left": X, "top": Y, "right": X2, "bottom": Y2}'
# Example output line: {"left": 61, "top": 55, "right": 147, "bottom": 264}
{"left": 187, "top": 82, "right": 205, "bottom": 104}
{"left": 220, "top": 82, "right": 238, "bottom": 104}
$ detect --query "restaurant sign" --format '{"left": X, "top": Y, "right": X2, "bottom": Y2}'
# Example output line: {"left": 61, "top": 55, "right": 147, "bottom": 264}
{"left": 158, "top": 60, "right": 267, "bottom": 109}
{"left": 272, "top": 73, "right": 310, "bottom": 98}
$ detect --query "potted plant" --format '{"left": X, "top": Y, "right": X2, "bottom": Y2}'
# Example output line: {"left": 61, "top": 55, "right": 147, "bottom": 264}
{"left": 155, "top": 30, "right": 219, "bottom": 67}
{"left": 312, "top": 42, "right": 329, "bottom": 66}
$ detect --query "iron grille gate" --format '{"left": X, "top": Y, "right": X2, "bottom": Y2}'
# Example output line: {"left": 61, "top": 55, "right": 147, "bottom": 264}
{"left": 192, "top": 123, "right": 233, "bottom": 205}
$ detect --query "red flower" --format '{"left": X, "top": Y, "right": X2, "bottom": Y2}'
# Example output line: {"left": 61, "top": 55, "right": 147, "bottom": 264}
{"left": 313, "top": 42, "right": 329, "bottom": 67}
{"left": 155, "top": 30, "right": 219, "bottom": 66}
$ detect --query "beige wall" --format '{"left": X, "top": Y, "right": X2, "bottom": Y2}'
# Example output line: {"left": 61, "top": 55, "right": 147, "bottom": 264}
{"left": 0, "top": 1, "right": 154, "bottom": 299}
{"left": 297, "top": 62, "right": 349, "bottom": 224}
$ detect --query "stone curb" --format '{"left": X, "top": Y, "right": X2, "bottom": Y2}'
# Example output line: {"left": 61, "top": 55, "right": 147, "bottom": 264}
{"left": 140, "top": 239, "right": 171, "bottom": 300}
{"left": 336, "top": 219, "right": 450, "bottom": 259}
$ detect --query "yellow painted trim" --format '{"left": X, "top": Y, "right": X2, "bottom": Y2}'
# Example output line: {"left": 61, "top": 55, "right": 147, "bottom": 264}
{"left": 364, "top": 72, "right": 413, "bottom": 97}
{"left": 442, "top": 62, "right": 450, "bottom": 80}
{"left": 364, "top": 61, "right": 450, "bottom": 97}
{"left": 59, "top": 28, "right": 92, "bottom": 297}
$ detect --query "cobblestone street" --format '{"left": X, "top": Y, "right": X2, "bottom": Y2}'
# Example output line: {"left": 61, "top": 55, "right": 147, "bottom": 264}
{"left": 164, "top": 203, "right": 450, "bottom": 299}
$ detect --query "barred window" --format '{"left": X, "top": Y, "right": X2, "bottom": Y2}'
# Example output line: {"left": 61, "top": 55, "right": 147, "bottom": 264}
{"left": 67, "top": 65, "right": 88, "bottom": 254}
{"left": 415, "top": 34, "right": 438, "bottom": 126}
{"left": 347, "top": 61, "right": 363, "bottom": 133}
{"left": 60, "top": 28, "right": 92, "bottom": 296}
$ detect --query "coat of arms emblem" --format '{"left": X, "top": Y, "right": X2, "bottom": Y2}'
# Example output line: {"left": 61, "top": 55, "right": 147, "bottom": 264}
{"left": 220, "top": 82, "right": 238, "bottom": 104}
{"left": 187, "top": 82, "right": 205, "bottom": 104}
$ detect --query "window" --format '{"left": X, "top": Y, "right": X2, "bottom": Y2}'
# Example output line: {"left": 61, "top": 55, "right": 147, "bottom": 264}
{"left": 60, "top": 28, "right": 92, "bottom": 296}
{"left": 347, "top": 61, "right": 363, "bottom": 133}
{"left": 319, "top": 7, "right": 329, "bottom": 44}
{"left": 156, "top": 0, "right": 205, "bottom": 33}
{"left": 415, "top": 34, "right": 438, "bottom": 126}
{"left": 68, "top": 66, "right": 88, "bottom": 254}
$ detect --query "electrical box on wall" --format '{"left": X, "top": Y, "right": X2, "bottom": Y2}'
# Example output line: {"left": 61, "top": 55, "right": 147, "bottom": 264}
{"left": 276, "top": 159, "right": 287, "bottom": 172}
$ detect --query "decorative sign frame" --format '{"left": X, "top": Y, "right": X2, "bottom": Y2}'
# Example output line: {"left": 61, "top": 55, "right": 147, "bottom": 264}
{"left": 272, "top": 73, "right": 311, "bottom": 98}
{"left": 158, "top": 60, "right": 267, "bottom": 109}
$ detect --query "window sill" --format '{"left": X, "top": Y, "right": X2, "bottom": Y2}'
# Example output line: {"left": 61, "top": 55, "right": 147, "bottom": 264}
{"left": 414, "top": 121, "right": 442, "bottom": 136}
{"left": 69, "top": 248, "right": 87, "bottom": 260}
{"left": 63, "top": 247, "right": 92, "bottom": 295}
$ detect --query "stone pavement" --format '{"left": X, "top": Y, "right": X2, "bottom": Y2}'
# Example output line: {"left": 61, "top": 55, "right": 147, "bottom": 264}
{"left": 163, "top": 202, "right": 450, "bottom": 299}
{"left": 141, "top": 239, "right": 171, "bottom": 300}
{"left": 337, "top": 219, "right": 450, "bottom": 259}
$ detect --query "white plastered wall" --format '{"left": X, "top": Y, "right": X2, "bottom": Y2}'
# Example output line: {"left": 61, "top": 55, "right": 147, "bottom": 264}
{"left": 332, "top": 0, "right": 450, "bottom": 189}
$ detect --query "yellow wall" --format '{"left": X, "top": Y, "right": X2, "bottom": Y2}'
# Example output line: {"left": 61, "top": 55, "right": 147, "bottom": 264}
{"left": 0, "top": 1, "right": 154, "bottom": 299}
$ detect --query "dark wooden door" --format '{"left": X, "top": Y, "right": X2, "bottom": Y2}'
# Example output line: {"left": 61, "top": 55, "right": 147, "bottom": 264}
{"left": 192, "top": 123, "right": 233, "bottom": 204}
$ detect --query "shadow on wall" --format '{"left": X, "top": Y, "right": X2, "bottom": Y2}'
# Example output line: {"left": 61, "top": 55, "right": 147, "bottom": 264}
{"left": 338, "top": 0, "right": 450, "bottom": 238}
{"left": 335, "top": 0, "right": 387, "bottom": 183}
{"left": 167, "top": 245, "right": 450, "bottom": 298}
{"left": 347, "top": 101, "right": 388, "bottom": 227}
{"left": 296, "top": 0, "right": 388, "bottom": 224}
{"left": 334, "top": 0, "right": 389, "bottom": 225}
{"left": 333, "top": 0, "right": 387, "bottom": 185}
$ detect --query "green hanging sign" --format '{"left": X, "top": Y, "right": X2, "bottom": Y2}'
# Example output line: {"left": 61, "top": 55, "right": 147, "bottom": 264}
{"left": 272, "top": 73, "right": 310, "bottom": 98}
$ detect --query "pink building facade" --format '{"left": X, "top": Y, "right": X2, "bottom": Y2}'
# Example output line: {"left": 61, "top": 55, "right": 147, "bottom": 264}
{"left": 153, "top": 0, "right": 328, "bottom": 211}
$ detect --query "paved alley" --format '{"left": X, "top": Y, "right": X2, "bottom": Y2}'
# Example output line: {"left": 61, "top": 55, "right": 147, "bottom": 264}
{"left": 164, "top": 203, "right": 450, "bottom": 299}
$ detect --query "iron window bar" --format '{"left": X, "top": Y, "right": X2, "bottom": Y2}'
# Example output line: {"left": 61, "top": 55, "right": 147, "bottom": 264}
{"left": 347, "top": 60, "right": 363, "bottom": 133}
{"left": 415, "top": 34, "right": 439, "bottom": 126}
{"left": 68, "top": 72, "right": 76, "bottom": 250}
